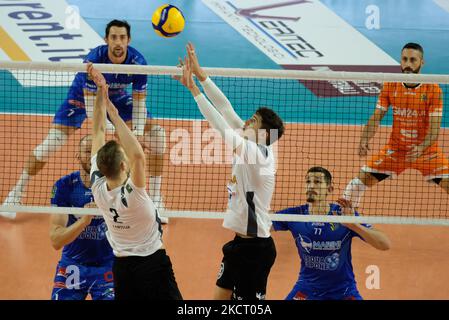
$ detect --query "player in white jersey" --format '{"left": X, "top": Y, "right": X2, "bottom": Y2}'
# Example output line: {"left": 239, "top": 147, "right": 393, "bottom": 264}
{"left": 176, "top": 43, "right": 285, "bottom": 300}
{"left": 88, "top": 63, "right": 182, "bottom": 300}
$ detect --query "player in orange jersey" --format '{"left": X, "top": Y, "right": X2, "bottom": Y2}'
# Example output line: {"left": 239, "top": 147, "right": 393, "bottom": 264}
{"left": 343, "top": 43, "right": 449, "bottom": 208}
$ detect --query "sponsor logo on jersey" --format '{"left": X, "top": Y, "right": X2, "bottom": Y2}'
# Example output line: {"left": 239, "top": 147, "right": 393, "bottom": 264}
{"left": 78, "top": 221, "right": 107, "bottom": 240}
{"left": 312, "top": 240, "right": 342, "bottom": 251}
{"left": 303, "top": 252, "right": 340, "bottom": 271}
{"left": 330, "top": 222, "right": 339, "bottom": 231}
{"left": 393, "top": 106, "right": 426, "bottom": 117}
{"left": 51, "top": 185, "right": 57, "bottom": 199}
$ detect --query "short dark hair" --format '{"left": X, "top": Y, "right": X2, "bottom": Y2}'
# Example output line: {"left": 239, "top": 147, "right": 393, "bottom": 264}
{"left": 402, "top": 42, "right": 424, "bottom": 57}
{"left": 256, "top": 107, "right": 285, "bottom": 145}
{"left": 105, "top": 20, "right": 131, "bottom": 38}
{"left": 307, "top": 167, "right": 332, "bottom": 185}
{"left": 97, "top": 140, "right": 125, "bottom": 179}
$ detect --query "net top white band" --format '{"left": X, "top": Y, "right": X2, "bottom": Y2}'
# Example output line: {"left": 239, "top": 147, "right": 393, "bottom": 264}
{"left": 1, "top": 205, "right": 448, "bottom": 226}
{"left": 1, "top": 60, "right": 449, "bottom": 83}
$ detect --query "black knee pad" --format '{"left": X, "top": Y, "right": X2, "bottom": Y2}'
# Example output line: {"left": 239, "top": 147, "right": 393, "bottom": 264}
{"left": 370, "top": 172, "right": 390, "bottom": 182}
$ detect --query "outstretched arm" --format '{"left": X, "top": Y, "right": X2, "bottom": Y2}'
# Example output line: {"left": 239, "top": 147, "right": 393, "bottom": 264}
{"left": 49, "top": 181, "right": 92, "bottom": 250}
{"left": 181, "top": 43, "right": 244, "bottom": 129}
{"left": 106, "top": 95, "right": 146, "bottom": 188}
{"left": 87, "top": 63, "right": 107, "bottom": 156}
{"left": 50, "top": 214, "right": 92, "bottom": 250}
{"left": 177, "top": 56, "right": 245, "bottom": 155}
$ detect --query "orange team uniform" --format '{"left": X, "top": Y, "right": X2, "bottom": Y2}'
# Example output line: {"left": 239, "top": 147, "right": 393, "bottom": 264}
{"left": 363, "top": 82, "right": 449, "bottom": 181}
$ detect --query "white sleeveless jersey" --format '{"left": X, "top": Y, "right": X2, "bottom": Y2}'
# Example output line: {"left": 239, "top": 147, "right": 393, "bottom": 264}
{"left": 90, "top": 155, "right": 163, "bottom": 257}
{"left": 223, "top": 140, "right": 276, "bottom": 238}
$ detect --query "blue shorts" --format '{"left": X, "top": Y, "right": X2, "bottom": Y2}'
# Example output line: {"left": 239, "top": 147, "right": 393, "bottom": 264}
{"left": 51, "top": 260, "right": 114, "bottom": 300}
{"left": 286, "top": 286, "right": 363, "bottom": 300}
{"left": 53, "top": 94, "right": 151, "bottom": 128}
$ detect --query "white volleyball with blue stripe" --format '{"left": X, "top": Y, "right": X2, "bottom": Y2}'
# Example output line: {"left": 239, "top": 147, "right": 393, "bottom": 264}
{"left": 152, "top": 4, "right": 185, "bottom": 38}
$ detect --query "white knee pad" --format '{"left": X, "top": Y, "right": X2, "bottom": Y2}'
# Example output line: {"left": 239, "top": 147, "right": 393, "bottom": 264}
{"left": 343, "top": 177, "right": 367, "bottom": 208}
{"left": 84, "top": 94, "right": 95, "bottom": 119}
{"left": 33, "top": 128, "right": 68, "bottom": 162}
{"left": 145, "top": 125, "right": 166, "bottom": 155}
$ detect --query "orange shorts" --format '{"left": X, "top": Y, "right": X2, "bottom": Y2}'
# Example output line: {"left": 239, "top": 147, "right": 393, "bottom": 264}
{"left": 362, "top": 145, "right": 449, "bottom": 181}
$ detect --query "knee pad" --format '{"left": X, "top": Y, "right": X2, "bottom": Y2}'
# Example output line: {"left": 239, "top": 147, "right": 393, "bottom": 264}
{"left": 343, "top": 177, "right": 368, "bottom": 208}
{"left": 33, "top": 128, "right": 68, "bottom": 162}
{"left": 84, "top": 94, "right": 95, "bottom": 119}
{"left": 370, "top": 172, "right": 390, "bottom": 182}
{"left": 145, "top": 125, "right": 166, "bottom": 155}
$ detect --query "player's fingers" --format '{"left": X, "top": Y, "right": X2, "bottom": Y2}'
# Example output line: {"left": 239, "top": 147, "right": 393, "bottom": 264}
{"left": 336, "top": 199, "right": 345, "bottom": 207}
{"left": 186, "top": 58, "right": 192, "bottom": 74}
{"left": 187, "top": 54, "right": 193, "bottom": 69}
{"left": 337, "top": 197, "right": 350, "bottom": 208}
{"left": 187, "top": 42, "right": 194, "bottom": 54}
{"left": 188, "top": 45, "right": 195, "bottom": 58}
{"left": 190, "top": 43, "right": 197, "bottom": 57}
{"left": 181, "top": 58, "right": 187, "bottom": 74}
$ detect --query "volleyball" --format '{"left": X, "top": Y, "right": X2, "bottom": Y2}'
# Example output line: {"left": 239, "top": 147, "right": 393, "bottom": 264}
{"left": 152, "top": 4, "right": 185, "bottom": 38}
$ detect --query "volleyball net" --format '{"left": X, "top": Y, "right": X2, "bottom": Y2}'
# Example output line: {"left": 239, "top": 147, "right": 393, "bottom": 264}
{"left": 1, "top": 61, "right": 449, "bottom": 225}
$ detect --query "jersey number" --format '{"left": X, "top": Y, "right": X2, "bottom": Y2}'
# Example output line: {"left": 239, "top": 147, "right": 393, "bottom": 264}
{"left": 314, "top": 228, "right": 322, "bottom": 235}
{"left": 110, "top": 208, "right": 121, "bottom": 223}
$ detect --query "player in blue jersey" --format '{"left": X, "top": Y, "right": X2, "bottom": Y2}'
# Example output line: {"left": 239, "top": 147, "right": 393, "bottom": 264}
{"left": 49, "top": 135, "right": 114, "bottom": 300}
{"left": 1, "top": 20, "right": 167, "bottom": 223}
{"left": 273, "top": 167, "right": 391, "bottom": 300}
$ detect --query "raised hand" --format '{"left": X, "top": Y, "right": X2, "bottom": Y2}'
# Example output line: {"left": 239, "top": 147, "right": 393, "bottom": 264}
{"left": 87, "top": 63, "right": 107, "bottom": 88}
{"left": 173, "top": 48, "right": 201, "bottom": 96}
{"left": 172, "top": 57, "right": 186, "bottom": 84}
{"left": 336, "top": 197, "right": 356, "bottom": 229}
{"left": 187, "top": 42, "right": 207, "bottom": 81}
{"left": 182, "top": 56, "right": 195, "bottom": 90}
{"left": 336, "top": 198, "right": 355, "bottom": 215}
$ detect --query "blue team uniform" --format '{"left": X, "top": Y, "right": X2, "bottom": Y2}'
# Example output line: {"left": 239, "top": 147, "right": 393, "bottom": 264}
{"left": 273, "top": 203, "right": 372, "bottom": 300}
{"left": 50, "top": 171, "right": 114, "bottom": 300}
{"left": 53, "top": 45, "right": 149, "bottom": 128}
